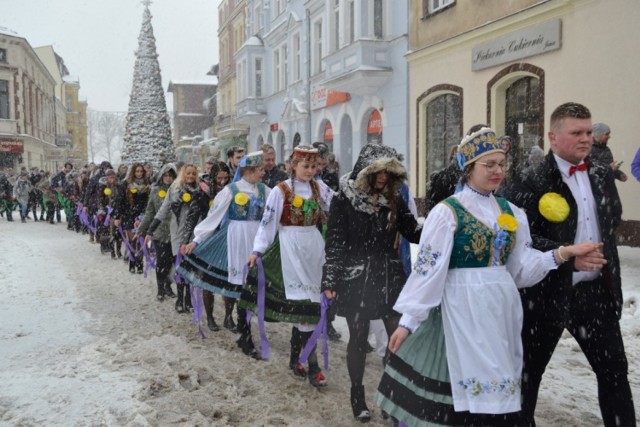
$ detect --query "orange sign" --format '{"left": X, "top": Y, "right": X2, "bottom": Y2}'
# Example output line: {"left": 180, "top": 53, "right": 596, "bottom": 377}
{"left": 367, "top": 110, "right": 382, "bottom": 135}
{"left": 311, "top": 85, "right": 351, "bottom": 110}
{"left": 324, "top": 122, "right": 333, "bottom": 141}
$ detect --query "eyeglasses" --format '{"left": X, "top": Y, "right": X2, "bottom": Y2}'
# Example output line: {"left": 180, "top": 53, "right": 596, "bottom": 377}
{"left": 476, "top": 161, "right": 507, "bottom": 172}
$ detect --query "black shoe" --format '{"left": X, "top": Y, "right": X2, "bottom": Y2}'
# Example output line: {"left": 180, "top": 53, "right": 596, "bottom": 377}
{"left": 164, "top": 283, "right": 176, "bottom": 298}
{"left": 366, "top": 342, "right": 375, "bottom": 353}
{"left": 223, "top": 315, "right": 237, "bottom": 332}
{"left": 327, "top": 322, "right": 342, "bottom": 342}
{"left": 207, "top": 317, "right": 220, "bottom": 332}
{"left": 175, "top": 299, "right": 185, "bottom": 313}
{"left": 156, "top": 293, "right": 165, "bottom": 302}
{"left": 237, "top": 334, "right": 261, "bottom": 360}
{"left": 289, "top": 361, "right": 307, "bottom": 379}
{"left": 351, "top": 385, "right": 371, "bottom": 423}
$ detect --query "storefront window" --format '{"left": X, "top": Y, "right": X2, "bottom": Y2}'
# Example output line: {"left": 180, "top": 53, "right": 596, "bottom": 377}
{"left": 505, "top": 76, "right": 542, "bottom": 174}
{"left": 426, "top": 93, "right": 461, "bottom": 175}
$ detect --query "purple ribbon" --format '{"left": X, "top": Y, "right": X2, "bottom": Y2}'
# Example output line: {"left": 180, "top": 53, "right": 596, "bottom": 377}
{"left": 299, "top": 294, "right": 331, "bottom": 370}
{"left": 190, "top": 284, "right": 206, "bottom": 339}
{"left": 139, "top": 237, "right": 157, "bottom": 278}
{"left": 243, "top": 260, "right": 270, "bottom": 360}
{"left": 117, "top": 225, "right": 137, "bottom": 262}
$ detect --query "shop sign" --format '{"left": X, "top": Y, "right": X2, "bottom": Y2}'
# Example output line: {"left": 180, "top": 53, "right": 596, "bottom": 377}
{"left": 324, "top": 122, "right": 333, "bottom": 141}
{"left": 0, "top": 139, "right": 24, "bottom": 153}
{"left": 367, "top": 110, "right": 382, "bottom": 135}
{"left": 471, "top": 19, "right": 561, "bottom": 71}
{"left": 311, "top": 85, "right": 351, "bottom": 110}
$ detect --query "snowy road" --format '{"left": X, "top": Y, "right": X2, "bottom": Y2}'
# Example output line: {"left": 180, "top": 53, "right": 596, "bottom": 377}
{"left": 0, "top": 219, "right": 638, "bottom": 426}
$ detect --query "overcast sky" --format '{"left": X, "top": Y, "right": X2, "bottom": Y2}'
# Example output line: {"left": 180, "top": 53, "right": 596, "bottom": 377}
{"left": 1, "top": 0, "right": 219, "bottom": 112}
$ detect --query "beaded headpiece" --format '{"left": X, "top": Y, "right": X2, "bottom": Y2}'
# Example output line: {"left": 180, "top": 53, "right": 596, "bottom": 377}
{"left": 456, "top": 127, "right": 504, "bottom": 170}
{"left": 291, "top": 146, "right": 319, "bottom": 162}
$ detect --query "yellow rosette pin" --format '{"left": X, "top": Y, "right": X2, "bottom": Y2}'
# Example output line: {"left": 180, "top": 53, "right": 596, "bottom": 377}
{"left": 209, "top": 198, "right": 214, "bottom": 208}
{"left": 130, "top": 188, "right": 138, "bottom": 194}
{"left": 234, "top": 192, "right": 249, "bottom": 206}
{"left": 292, "top": 195, "right": 304, "bottom": 208}
{"left": 104, "top": 188, "right": 112, "bottom": 196}
{"left": 497, "top": 213, "right": 518, "bottom": 232}
{"left": 158, "top": 190, "right": 167, "bottom": 199}
{"left": 538, "top": 192, "right": 570, "bottom": 223}
{"left": 181, "top": 192, "right": 192, "bottom": 203}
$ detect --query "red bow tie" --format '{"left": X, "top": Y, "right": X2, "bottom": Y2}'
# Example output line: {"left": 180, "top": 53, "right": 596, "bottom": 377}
{"left": 569, "top": 161, "right": 589, "bottom": 176}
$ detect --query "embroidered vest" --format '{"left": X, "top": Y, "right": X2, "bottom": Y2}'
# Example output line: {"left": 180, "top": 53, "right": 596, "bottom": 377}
{"left": 227, "top": 182, "right": 267, "bottom": 221}
{"left": 442, "top": 196, "right": 516, "bottom": 269}
{"left": 278, "top": 180, "right": 323, "bottom": 226}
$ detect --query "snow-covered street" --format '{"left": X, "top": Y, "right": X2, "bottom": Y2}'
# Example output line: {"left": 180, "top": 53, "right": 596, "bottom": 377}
{"left": 0, "top": 220, "right": 638, "bottom": 426}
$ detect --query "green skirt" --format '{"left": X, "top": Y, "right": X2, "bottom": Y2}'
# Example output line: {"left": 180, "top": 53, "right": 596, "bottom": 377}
{"left": 238, "top": 239, "right": 320, "bottom": 325}
{"left": 376, "top": 307, "right": 470, "bottom": 426}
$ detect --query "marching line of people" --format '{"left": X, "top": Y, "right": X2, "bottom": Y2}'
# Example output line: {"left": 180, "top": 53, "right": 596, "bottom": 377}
{"left": 1, "top": 101, "right": 635, "bottom": 426}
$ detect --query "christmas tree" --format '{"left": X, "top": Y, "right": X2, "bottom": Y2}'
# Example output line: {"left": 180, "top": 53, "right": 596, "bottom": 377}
{"left": 121, "top": 0, "right": 174, "bottom": 168}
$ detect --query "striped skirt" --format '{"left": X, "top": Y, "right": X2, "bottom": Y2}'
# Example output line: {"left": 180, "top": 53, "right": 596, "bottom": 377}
{"left": 238, "top": 239, "right": 320, "bottom": 325}
{"left": 176, "top": 222, "right": 241, "bottom": 299}
{"left": 375, "top": 307, "right": 470, "bottom": 426}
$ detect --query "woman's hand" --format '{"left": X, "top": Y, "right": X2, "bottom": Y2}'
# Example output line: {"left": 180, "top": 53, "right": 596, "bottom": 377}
{"left": 388, "top": 326, "right": 410, "bottom": 353}
{"left": 182, "top": 242, "right": 197, "bottom": 255}
{"left": 248, "top": 254, "right": 258, "bottom": 268}
{"left": 144, "top": 234, "right": 153, "bottom": 247}
{"left": 566, "top": 242, "right": 606, "bottom": 271}
{"left": 323, "top": 290, "right": 336, "bottom": 300}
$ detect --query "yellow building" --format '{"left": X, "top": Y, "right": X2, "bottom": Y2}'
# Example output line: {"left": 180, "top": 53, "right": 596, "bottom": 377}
{"left": 408, "top": 0, "right": 640, "bottom": 241}
{"left": 215, "top": 0, "right": 249, "bottom": 151}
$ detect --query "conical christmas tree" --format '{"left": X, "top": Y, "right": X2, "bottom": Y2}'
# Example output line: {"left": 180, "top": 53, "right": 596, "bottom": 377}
{"left": 121, "top": 0, "right": 174, "bottom": 168}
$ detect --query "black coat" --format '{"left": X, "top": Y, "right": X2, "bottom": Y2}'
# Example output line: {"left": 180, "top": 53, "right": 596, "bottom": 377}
{"left": 322, "top": 189, "right": 422, "bottom": 320}
{"left": 425, "top": 161, "right": 461, "bottom": 214}
{"left": 503, "top": 151, "right": 623, "bottom": 322}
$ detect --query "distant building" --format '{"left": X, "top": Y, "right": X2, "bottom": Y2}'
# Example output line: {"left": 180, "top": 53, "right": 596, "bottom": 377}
{"left": 35, "top": 45, "right": 89, "bottom": 165}
{"left": 168, "top": 80, "right": 217, "bottom": 168}
{"left": 0, "top": 29, "right": 69, "bottom": 171}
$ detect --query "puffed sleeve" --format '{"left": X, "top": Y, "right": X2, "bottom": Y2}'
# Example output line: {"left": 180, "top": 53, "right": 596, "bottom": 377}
{"left": 506, "top": 204, "right": 558, "bottom": 288}
{"left": 394, "top": 203, "right": 457, "bottom": 332}
{"left": 192, "top": 187, "right": 233, "bottom": 244}
{"left": 316, "top": 179, "right": 335, "bottom": 212}
{"left": 252, "top": 185, "right": 284, "bottom": 254}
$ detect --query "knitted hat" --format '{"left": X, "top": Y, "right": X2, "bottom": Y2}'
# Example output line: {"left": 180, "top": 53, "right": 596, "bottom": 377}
{"left": 592, "top": 123, "right": 611, "bottom": 138}
{"left": 456, "top": 127, "right": 503, "bottom": 170}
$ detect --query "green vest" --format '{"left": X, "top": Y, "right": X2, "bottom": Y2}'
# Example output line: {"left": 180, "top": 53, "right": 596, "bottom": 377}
{"left": 441, "top": 196, "right": 516, "bottom": 269}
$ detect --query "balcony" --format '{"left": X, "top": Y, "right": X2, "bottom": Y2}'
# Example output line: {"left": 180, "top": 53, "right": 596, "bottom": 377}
{"left": 0, "top": 119, "right": 17, "bottom": 135}
{"left": 214, "top": 113, "right": 248, "bottom": 138}
{"left": 236, "top": 97, "right": 267, "bottom": 126}
{"left": 321, "top": 39, "right": 394, "bottom": 96}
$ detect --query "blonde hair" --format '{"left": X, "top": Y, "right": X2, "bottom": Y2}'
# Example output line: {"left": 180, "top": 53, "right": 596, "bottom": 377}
{"left": 172, "top": 163, "right": 199, "bottom": 189}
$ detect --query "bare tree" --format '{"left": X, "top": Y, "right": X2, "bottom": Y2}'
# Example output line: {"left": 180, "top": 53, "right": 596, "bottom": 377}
{"left": 87, "top": 110, "right": 126, "bottom": 164}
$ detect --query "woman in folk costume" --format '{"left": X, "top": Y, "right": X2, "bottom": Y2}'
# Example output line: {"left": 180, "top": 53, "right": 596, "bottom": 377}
{"left": 147, "top": 164, "right": 205, "bottom": 313}
{"left": 114, "top": 163, "right": 150, "bottom": 267}
{"left": 243, "top": 146, "right": 334, "bottom": 385}
{"left": 180, "top": 154, "right": 268, "bottom": 355}
{"left": 321, "top": 144, "right": 422, "bottom": 422}
{"left": 375, "top": 128, "right": 601, "bottom": 426}
{"left": 178, "top": 161, "right": 232, "bottom": 332}
{"left": 95, "top": 169, "right": 122, "bottom": 254}
{"left": 138, "top": 163, "right": 178, "bottom": 301}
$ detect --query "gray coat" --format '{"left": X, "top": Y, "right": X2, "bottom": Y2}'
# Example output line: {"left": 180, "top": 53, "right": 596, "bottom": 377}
{"left": 13, "top": 178, "right": 33, "bottom": 205}
{"left": 138, "top": 164, "right": 176, "bottom": 244}
{"left": 153, "top": 181, "right": 200, "bottom": 254}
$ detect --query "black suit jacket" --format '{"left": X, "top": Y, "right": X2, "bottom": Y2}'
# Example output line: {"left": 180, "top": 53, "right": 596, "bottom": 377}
{"left": 504, "top": 151, "right": 623, "bottom": 323}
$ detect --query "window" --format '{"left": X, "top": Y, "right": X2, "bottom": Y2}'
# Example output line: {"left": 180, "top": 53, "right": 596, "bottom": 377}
{"left": 0, "top": 48, "right": 6, "bottom": 63}
{"left": 333, "top": 0, "right": 340, "bottom": 51}
{"left": 425, "top": 93, "right": 461, "bottom": 174}
{"left": 313, "top": 20, "right": 324, "bottom": 74}
{"left": 237, "top": 60, "right": 246, "bottom": 99}
{"left": 347, "top": 0, "right": 355, "bottom": 44}
{"left": 254, "top": 4, "right": 262, "bottom": 33}
{"left": 426, "top": 0, "right": 455, "bottom": 15}
{"left": 373, "top": 0, "right": 383, "bottom": 39}
{"left": 282, "top": 45, "right": 288, "bottom": 88}
{"left": 255, "top": 57, "right": 263, "bottom": 97}
{"left": 274, "top": 50, "right": 281, "bottom": 92}
{"left": 0, "top": 80, "right": 9, "bottom": 119}
{"left": 293, "top": 33, "right": 301, "bottom": 81}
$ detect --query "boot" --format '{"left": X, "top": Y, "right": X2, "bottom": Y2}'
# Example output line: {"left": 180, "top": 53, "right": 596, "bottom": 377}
{"left": 129, "top": 259, "right": 136, "bottom": 274}
{"left": 156, "top": 281, "right": 165, "bottom": 301}
{"left": 223, "top": 297, "right": 237, "bottom": 332}
{"left": 89, "top": 232, "right": 95, "bottom": 243}
{"left": 203, "top": 291, "right": 219, "bottom": 331}
{"left": 350, "top": 385, "right": 371, "bottom": 423}
{"left": 207, "top": 316, "right": 220, "bottom": 332}
{"left": 289, "top": 327, "right": 307, "bottom": 378}
{"left": 184, "top": 286, "right": 193, "bottom": 312}
{"left": 236, "top": 307, "right": 260, "bottom": 359}
{"left": 175, "top": 283, "right": 185, "bottom": 313}
{"left": 115, "top": 240, "right": 123, "bottom": 258}
{"left": 135, "top": 255, "right": 143, "bottom": 274}
{"left": 327, "top": 321, "right": 342, "bottom": 342}
{"left": 164, "top": 280, "right": 176, "bottom": 298}
{"left": 111, "top": 245, "right": 117, "bottom": 259}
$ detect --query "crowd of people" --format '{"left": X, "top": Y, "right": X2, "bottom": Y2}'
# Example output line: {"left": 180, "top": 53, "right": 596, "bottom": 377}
{"left": 0, "top": 101, "right": 636, "bottom": 426}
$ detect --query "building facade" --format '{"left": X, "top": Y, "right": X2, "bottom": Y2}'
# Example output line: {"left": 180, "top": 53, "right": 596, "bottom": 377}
{"left": 168, "top": 80, "right": 217, "bottom": 168}
{"left": 408, "top": 0, "right": 640, "bottom": 240}
{"left": 0, "top": 30, "right": 67, "bottom": 172}
{"left": 215, "top": 0, "right": 249, "bottom": 152}
{"left": 236, "top": 0, "right": 409, "bottom": 171}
